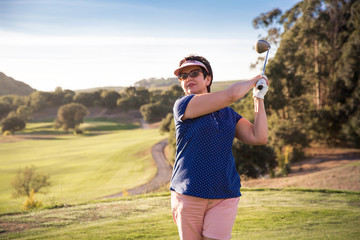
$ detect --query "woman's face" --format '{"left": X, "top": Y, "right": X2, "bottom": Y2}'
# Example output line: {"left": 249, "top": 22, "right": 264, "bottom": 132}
{"left": 179, "top": 65, "right": 211, "bottom": 95}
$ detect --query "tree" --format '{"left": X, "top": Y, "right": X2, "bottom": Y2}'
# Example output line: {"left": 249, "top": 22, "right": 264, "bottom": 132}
{"left": 74, "top": 91, "right": 101, "bottom": 107}
{"left": 1, "top": 113, "right": 26, "bottom": 134}
{"left": 159, "top": 113, "right": 176, "bottom": 163}
{"left": 100, "top": 90, "right": 120, "bottom": 109}
{"left": 140, "top": 102, "right": 168, "bottom": 122}
{"left": 16, "top": 105, "right": 33, "bottom": 121}
{"left": 136, "top": 88, "right": 151, "bottom": 107}
{"left": 255, "top": 0, "right": 360, "bottom": 146}
{"left": 62, "top": 89, "right": 75, "bottom": 104}
{"left": 117, "top": 98, "right": 132, "bottom": 112}
{"left": 0, "top": 102, "right": 12, "bottom": 119}
{"left": 55, "top": 103, "right": 89, "bottom": 132}
{"left": 0, "top": 95, "right": 29, "bottom": 119}
{"left": 159, "top": 113, "right": 173, "bottom": 134}
{"left": 232, "top": 140, "right": 277, "bottom": 178}
{"left": 29, "top": 91, "right": 51, "bottom": 111}
{"left": 139, "top": 85, "right": 183, "bottom": 122}
{"left": 47, "top": 87, "right": 75, "bottom": 106}
{"left": 117, "top": 87, "right": 150, "bottom": 110}
{"left": 11, "top": 165, "right": 51, "bottom": 198}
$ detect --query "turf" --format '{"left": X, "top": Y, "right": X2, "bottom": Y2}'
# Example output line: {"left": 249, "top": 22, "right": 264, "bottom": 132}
{"left": 0, "top": 189, "right": 359, "bottom": 239}
{"left": 0, "top": 125, "right": 164, "bottom": 214}
{"left": 1, "top": 119, "right": 359, "bottom": 239}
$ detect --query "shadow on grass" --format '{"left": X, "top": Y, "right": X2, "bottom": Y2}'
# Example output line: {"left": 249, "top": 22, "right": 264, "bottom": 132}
{"left": 26, "top": 136, "right": 65, "bottom": 140}
{"left": 82, "top": 118, "right": 140, "bottom": 131}
{"left": 23, "top": 118, "right": 140, "bottom": 136}
{"left": 84, "top": 123, "right": 139, "bottom": 131}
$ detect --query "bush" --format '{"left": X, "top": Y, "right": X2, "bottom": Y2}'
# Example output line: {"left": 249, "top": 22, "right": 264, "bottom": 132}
{"left": 232, "top": 140, "right": 277, "bottom": 178}
{"left": 11, "top": 165, "right": 51, "bottom": 198}
{"left": 2, "top": 130, "right": 12, "bottom": 136}
{"left": 22, "top": 189, "right": 43, "bottom": 210}
{"left": 1, "top": 113, "right": 26, "bottom": 134}
{"left": 159, "top": 113, "right": 173, "bottom": 134}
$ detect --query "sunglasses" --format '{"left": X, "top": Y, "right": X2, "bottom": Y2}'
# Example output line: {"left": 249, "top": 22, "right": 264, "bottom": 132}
{"left": 178, "top": 69, "right": 203, "bottom": 81}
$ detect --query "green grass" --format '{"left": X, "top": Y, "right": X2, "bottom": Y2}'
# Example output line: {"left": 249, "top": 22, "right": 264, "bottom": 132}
{"left": 1, "top": 118, "right": 359, "bottom": 239}
{"left": 0, "top": 125, "right": 164, "bottom": 214}
{"left": 20, "top": 122, "right": 66, "bottom": 135}
{"left": 20, "top": 118, "right": 139, "bottom": 135}
{"left": 80, "top": 118, "right": 139, "bottom": 131}
{"left": 0, "top": 189, "right": 359, "bottom": 239}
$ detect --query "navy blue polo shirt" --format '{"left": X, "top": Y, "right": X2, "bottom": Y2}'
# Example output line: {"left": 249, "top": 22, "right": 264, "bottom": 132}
{"left": 170, "top": 94, "right": 242, "bottom": 199}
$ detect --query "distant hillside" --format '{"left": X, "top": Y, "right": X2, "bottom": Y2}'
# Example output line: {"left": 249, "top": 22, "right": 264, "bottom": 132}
{"left": 135, "top": 77, "right": 179, "bottom": 89}
{"left": 75, "top": 86, "right": 125, "bottom": 93}
{"left": 134, "top": 77, "right": 241, "bottom": 92}
{"left": 75, "top": 78, "right": 179, "bottom": 93}
{"left": 0, "top": 72, "right": 36, "bottom": 96}
{"left": 75, "top": 78, "right": 241, "bottom": 93}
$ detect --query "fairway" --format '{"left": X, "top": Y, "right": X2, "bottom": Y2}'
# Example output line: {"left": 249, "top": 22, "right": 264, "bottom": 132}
{"left": 0, "top": 189, "right": 359, "bottom": 239}
{"left": 0, "top": 126, "right": 165, "bottom": 214}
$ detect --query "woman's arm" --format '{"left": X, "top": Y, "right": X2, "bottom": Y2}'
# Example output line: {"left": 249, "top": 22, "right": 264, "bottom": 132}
{"left": 182, "top": 75, "right": 267, "bottom": 120}
{"left": 235, "top": 98, "right": 268, "bottom": 145}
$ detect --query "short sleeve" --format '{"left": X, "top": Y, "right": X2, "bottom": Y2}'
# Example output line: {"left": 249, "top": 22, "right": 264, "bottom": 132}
{"left": 173, "top": 95, "right": 195, "bottom": 122}
{"left": 235, "top": 110, "right": 242, "bottom": 123}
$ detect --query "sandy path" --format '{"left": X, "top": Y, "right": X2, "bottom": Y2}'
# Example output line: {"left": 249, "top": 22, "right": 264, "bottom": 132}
{"left": 103, "top": 139, "right": 172, "bottom": 198}
{"left": 242, "top": 148, "right": 360, "bottom": 191}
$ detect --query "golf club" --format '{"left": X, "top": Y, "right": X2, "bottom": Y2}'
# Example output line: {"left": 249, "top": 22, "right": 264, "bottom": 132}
{"left": 254, "top": 39, "right": 271, "bottom": 90}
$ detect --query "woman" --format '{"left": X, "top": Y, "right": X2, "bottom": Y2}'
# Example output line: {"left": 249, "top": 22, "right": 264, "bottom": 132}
{"left": 170, "top": 55, "right": 269, "bottom": 240}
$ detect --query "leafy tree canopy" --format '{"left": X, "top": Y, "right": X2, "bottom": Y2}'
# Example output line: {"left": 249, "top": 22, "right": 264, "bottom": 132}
{"left": 55, "top": 103, "right": 89, "bottom": 132}
{"left": 1, "top": 113, "right": 26, "bottom": 134}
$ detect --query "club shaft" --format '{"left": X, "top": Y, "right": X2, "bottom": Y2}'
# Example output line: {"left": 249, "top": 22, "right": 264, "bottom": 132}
{"left": 262, "top": 49, "right": 270, "bottom": 75}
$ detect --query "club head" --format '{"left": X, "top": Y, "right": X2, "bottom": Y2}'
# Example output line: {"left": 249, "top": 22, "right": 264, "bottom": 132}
{"left": 255, "top": 39, "right": 271, "bottom": 53}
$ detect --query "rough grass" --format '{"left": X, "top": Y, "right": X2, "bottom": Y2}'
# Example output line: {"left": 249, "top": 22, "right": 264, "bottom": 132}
{"left": 0, "top": 189, "right": 359, "bottom": 239}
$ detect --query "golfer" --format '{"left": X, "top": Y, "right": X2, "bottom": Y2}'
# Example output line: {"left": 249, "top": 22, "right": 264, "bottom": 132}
{"left": 170, "top": 55, "right": 269, "bottom": 240}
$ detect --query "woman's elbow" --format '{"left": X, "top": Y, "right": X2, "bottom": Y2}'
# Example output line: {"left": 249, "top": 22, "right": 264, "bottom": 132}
{"left": 251, "top": 128, "right": 268, "bottom": 145}
{"left": 255, "top": 135, "right": 268, "bottom": 145}
{"left": 259, "top": 138, "right": 268, "bottom": 145}
{"left": 224, "top": 88, "right": 238, "bottom": 103}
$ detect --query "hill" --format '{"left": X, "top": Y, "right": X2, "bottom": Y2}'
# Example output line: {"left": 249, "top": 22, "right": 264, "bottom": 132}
{"left": 0, "top": 72, "right": 36, "bottom": 96}
{"left": 74, "top": 86, "right": 125, "bottom": 93}
{"left": 75, "top": 78, "right": 240, "bottom": 93}
{"left": 135, "top": 77, "right": 179, "bottom": 89}
{"left": 134, "top": 78, "right": 240, "bottom": 92}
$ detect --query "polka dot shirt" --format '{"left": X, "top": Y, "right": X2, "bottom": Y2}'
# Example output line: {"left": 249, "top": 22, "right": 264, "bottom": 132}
{"left": 170, "top": 95, "right": 242, "bottom": 199}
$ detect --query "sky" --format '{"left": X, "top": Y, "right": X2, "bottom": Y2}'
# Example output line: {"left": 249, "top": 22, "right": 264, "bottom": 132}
{"left": 0, "top": 0, "right": 300, "bottom": 91}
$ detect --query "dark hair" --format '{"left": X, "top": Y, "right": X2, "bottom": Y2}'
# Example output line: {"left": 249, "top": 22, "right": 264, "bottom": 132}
{"left": 179, "top": 55, "right": 213, "bottom": 93}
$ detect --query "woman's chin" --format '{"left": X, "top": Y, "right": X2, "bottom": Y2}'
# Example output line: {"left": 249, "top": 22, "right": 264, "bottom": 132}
{"left": 186, "top": 87, "right": 199, "bottom": 95}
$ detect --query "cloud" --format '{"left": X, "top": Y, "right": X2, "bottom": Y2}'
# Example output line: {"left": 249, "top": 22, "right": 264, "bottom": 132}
{"left": 0, "top": 30, "right": 251, "bottom": 47}
{"left": 0, "top": 30, "right": 260, "bottom": 91}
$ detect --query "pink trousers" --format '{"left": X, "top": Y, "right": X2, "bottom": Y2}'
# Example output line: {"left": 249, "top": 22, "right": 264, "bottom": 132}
{"left": 171, "top": 191, "right": 239, "bottom": 240}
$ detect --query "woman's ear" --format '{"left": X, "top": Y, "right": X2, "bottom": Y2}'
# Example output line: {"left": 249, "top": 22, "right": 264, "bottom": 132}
{"left": 205, "top": 75, "right": 211, "bottom": 86}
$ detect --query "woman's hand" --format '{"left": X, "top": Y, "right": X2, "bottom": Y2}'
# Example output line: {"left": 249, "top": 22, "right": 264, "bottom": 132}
{"left": 251, "top": 75, "right": 269, "bottom": 87}
{"left": 253, "top": 78, "right": 269, "bottom": 99}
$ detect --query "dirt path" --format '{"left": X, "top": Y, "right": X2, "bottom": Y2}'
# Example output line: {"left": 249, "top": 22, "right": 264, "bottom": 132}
{"left": 242, "top": 147, "right": 360, "bottom": 191}
{"left": 103, "top": 139, "right": 172, "bottom": 198}
{"left": 103, "top": 145, "right": 360, "bottom": 198}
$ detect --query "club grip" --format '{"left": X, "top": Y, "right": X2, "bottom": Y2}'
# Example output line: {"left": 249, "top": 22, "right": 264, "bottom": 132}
{"left": 256, "top": 78, "right": 266, "bottom": 90}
